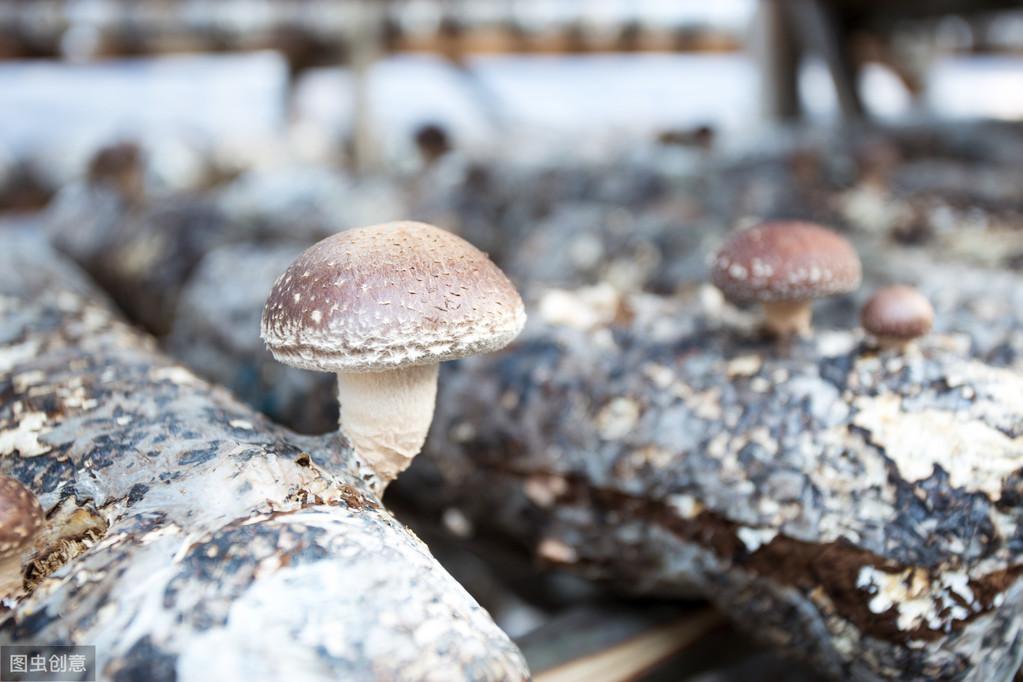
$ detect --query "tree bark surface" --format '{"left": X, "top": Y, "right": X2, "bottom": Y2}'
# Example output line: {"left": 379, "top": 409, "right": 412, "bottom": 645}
{"left": 0, "top": 229, "right": 529, "bottom": 682}
{"left": 413, "top": 276, "right": 1023, "bottom": 681}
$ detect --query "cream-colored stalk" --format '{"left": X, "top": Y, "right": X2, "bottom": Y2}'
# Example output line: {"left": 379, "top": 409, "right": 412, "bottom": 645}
{"left": 762, "top": 300, "right": 813, "bottom": 337}
{"left": 336, "top": 363, "right": 439, "bottom": 493}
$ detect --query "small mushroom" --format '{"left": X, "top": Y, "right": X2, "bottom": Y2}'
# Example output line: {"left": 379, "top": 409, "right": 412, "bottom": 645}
{"left": 0, "top": 476, "right": 43, "bottom": 600}
{"left": 261, "top": 221, "right": 525, "bottom": 493}
{"left": 711, "top": 221, "right": 862, "bottom": 337}
{"left": 861, "top": 285, "right": 934, "bottom": 351}
{"left": 87, "top": 141, "right": 144, "bottom": 204}
{"left": 413, "top": 123, "right": 452, "bottom": 166}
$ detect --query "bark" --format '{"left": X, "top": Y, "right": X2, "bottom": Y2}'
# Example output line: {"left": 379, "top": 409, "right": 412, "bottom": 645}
{"left": 411, "top": 274, "right": 1023, "bottom": 681}
{"left": 0, "top": 229, "right": 528, "bottom": 682}
{"left": 166, "top": 242, "right": 339, "bottom": 434}
{"left": 45, "top": 186, "right": 236, "bottom": 336}
{"left": 31, "top": 122, "right": 1023, "bottom": 680}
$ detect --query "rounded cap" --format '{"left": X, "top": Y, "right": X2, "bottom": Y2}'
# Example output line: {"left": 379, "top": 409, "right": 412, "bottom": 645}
{"left": 88, "top": 141, "right": 143, "bottom": 199}
{"left": 414, "top": 123, "right": 452, "bottom": 163}
{"left": 861, "top": 285, "right": 934, "bottom": 340}
{"left": 0, "top": 477, "right": 43, "bottom": 557}
{"left": 711, "top": 221, "right": 861, "bottom": 304}
{"left": 261, "top": 221, "right": 526, "bottom": 372}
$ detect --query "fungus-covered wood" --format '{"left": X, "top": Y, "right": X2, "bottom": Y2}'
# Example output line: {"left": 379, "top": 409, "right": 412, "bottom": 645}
{"left": 414, "top": 283, "right": 1023, "bottom": 681}
{"left": 45, "top": 172, "right": 236, "bottom": 336}
{"left": 168, "top": 242, "right": 338, "bottom": 435}
{"left": 0, "top": 230, "right": 528, "bottom": 682}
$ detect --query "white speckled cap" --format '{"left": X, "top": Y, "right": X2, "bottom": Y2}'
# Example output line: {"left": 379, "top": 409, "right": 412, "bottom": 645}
{"left": 0, "top": 477, "right": 42, "bottom": 557}
{"left": 261, "top": 221, "right": 526, "bottom": 372}
{"left": 711, "top": 221, "right": 862, "bottom": 304}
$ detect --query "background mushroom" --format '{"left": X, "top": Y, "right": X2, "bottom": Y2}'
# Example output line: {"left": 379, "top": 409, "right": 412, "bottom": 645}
{"left": 0, "top": 476, "right": 43, "bottom": 600}
{"left": 261, "top": 221, "right": 525, "bottom": 493}
{"left": 711, "top": 221, "right": 862, "bottom": 337}
{"left": 861, "top": 284, "right": 934, "bottom": 351}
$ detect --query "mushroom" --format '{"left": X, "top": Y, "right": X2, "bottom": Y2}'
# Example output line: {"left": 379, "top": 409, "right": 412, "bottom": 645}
{"left": 0, "top": 476, "right": 43, "bottom": 599}
{"left": 414, "top": 123, "right": 452, "bottom": 166}
{"left": 88, "top": 141, "right": 144, "bottom": 204}
{"left": 261, "top": 221, "right": 525, "bottom": 493}
{"left": 861, "top": 285, "right": 934, "bottom": 351}
{"left": 711, "top": 221, "right": 862, "bottom": 337}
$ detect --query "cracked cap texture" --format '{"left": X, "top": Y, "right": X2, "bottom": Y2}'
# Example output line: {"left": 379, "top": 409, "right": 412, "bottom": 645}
{"left": 0, "top": 477, "right": 42, "bottom": 556}
{"left": 261, "top": 221, "right": 526, "bottom": 372}
{"left": 711, "top": 221, "right": 861, "bottom": 304}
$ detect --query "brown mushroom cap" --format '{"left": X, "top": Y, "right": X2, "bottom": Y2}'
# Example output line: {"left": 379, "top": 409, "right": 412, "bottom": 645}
{"left": 261, "top": 221, "right": 526, "bottom": 372}
{"left": 861, "top": 285, "right": 934, "bottom": 340}
{"left": 0, "top": 477, "right": 42, "bottom": 557}
{"left": 711, "top": 221, "right": 862, "bottom": 304}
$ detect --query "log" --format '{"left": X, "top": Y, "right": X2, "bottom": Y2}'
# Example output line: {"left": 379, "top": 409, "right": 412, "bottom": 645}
{"left": 164, "top": 219, "right": 1023, "bottom": 443}
{"left": 0, "top": 228, "right": 529, "bottom": 682}
{"left": 409, "top": 274, "right": 1023, "bottom": 681}
{"left": 166, "top": 242, "right": 338, "bottom": 435}
{"left": 159, "top": 212, "right": 1023, "bottom": 680}
{"left": 44, "top": 165, "right": 407, "bottom": 337}
{"left": 45, "top": 184, "right": 236, "bottom": 336}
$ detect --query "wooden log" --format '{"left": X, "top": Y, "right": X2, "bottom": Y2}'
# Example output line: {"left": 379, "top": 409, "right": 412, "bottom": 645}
{"left": 411, "top": 274, "right": 1023, "bottom": 681}
{"left": 45, "top": 178, "right": 236, "bottom": 336}
{"left": 34, "top": 124, "right": 1023, "bottom": 678}
{"left": 0, "top": 228, "right": 529, "bottom": 682}
{"left": 167, "top": 242, "right": 338, "bottom": 435}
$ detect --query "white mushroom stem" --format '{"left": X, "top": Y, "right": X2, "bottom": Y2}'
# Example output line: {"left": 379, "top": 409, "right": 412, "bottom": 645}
{"left": 762, "top": 300, "right": 813, "bottom": 337}
{"left": 336, "top": 363, "right": 439, "bottom": 492}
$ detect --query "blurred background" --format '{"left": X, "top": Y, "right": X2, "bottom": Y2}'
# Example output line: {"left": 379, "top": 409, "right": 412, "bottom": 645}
{"left": 3, "top": 2, "right": 1023, "bottom": 680}
{"left": 1, "top": 0, "right": 1022, "bottom": 198}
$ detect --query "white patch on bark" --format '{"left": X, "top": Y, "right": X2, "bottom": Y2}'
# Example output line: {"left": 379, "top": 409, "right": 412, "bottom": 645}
{"left": 853, "top": 394, "right": 1023, "bottom": 500}
{"left": 737, "top": 527, "right": 778, "bottom": 552}
{"left": 0, "top": 411, "right": 51, "bottom": 457}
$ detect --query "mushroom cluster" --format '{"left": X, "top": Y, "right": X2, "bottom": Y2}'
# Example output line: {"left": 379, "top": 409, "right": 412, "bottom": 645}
{"left": 262, "top": 218, "right": 935, "bottom": 495}
{"left": 262, "top": 221, "right": 525, "bottom": 493}
{"left": 711, "top": 220, "right": 935, "bottom": 350}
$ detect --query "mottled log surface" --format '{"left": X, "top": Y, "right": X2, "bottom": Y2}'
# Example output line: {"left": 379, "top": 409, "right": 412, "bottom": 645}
{"left": 44, "top": 166, "right": 404, "bottom": 340}
{"left": 410, "top": 278, "right": 1023, "bottom": 681}
{"left": 167, "top": 242, "right": 338, "bottom": 434}
{"left": 163, "top": 222, "right": 1023, "bottom": 442}
{"left": 46, "top": 185, "right": 237, "bottom": 335}
{"left": 0, "top": 229, "right": 528, "bottom": 682}
{"left": 162, "top": 151, "right": 1023, "bottom": 679}
{"left": 30, "top": 122, "right": 1023, "bottom": 681}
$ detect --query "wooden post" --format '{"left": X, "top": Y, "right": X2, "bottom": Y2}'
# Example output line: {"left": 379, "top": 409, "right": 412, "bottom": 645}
{"left": 754, "top": 0, "right": 802, "bottom": 121}
{"left": 349, "top": 0, "right": 385, "bottom": 173}
{"left": 787, "top": 0, "right": 866, "bottom": 120}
